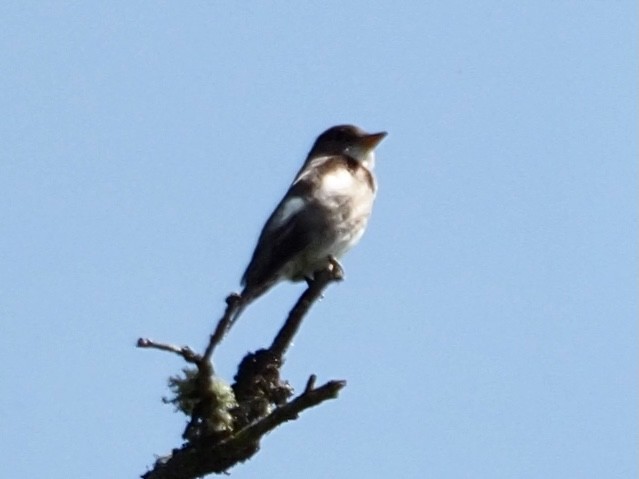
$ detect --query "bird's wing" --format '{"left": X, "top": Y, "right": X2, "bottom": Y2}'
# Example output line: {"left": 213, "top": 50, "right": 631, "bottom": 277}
{"left": 240, "top": 172, "right": 322, "bottom": 290}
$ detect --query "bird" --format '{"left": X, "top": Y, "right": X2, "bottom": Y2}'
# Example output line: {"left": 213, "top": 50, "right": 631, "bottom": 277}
{"left": 230, "top": 124, "right": 387, "bottom": 325}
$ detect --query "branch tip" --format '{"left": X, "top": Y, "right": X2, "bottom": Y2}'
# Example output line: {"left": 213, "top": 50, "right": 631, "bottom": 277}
{"left": 304, "top": 374, "right": 317, "bottom": 393}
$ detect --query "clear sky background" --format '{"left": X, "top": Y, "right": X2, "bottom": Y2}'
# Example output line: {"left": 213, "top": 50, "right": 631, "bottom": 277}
{"left": 1, "top": 2, "right": 636, "bottom": 478}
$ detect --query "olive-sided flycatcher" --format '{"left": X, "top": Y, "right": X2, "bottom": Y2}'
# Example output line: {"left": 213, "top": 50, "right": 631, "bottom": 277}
{"left": 232, "top": 124, "right": 386, "bottom": 323}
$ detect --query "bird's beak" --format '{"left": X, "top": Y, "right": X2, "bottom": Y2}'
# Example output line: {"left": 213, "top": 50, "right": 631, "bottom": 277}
{"left": 359, "top": 131, "right": 388, "bottom": 150}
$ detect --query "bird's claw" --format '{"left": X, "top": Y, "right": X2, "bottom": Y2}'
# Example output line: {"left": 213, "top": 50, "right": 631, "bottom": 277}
{"left": 327, "top": 256, "right": 345, "bottom": 281}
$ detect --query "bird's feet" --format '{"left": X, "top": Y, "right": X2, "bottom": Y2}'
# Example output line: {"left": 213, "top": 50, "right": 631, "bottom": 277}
{"left": 305, "top": 256, "right": 344, "bottom": 289}
{"left": 327, "top": 255, "right": 345, "bottom": 281}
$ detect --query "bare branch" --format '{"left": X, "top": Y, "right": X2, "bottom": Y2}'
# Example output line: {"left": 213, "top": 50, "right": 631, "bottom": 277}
{"left": 270, "top": 265, "right": 343, "bottom": 360}
{"left": 231, "top": 379, "right": 346, "bottom": 442}
{"left": 202, "top": 293, "right": 242, "bottom": 366}
{"left": 137, "top": 338, "right": 201, "bottom": 364}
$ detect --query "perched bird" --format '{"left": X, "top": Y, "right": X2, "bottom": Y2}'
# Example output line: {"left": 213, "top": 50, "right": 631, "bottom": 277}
{"left": 232, "top": 124, "right": 387, "bottom": 324}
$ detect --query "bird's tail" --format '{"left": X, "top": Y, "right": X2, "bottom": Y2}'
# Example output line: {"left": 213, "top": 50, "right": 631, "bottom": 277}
{"left": 228, "top": 297, "right": 248, "bottom": 328}
{"left": 226, "top": 281, "right": 271, "bottom": 329}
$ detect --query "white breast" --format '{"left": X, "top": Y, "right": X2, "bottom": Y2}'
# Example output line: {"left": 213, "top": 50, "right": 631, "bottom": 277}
{"left": 321, "top": 168, "right": 355, "bottom": 194}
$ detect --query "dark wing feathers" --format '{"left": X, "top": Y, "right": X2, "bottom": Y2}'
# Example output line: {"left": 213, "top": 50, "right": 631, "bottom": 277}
{"left": 241, "top": 178, "right": 317, "bottom": 289}
{"left": 241, "top": 154, "right": 359, "bottom": 294}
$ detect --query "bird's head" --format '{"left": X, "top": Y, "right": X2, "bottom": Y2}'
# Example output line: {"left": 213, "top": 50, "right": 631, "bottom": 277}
{"left": 309, "top": 125, "right": 387, "bottom": 169}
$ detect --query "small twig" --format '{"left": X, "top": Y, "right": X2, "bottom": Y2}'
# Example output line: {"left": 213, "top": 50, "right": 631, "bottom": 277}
{"left": 304, "top": 374, "right": 317, "bottom": 393}
{"left": 229, "top": 379, "right": 346, "bottom": 444}
{"left": 270, "top": 266, "right": 342, "bottom": 360}
{"left": 137, "top": 338, "right": 201, "bottom": 364}
{"left": 202, "top": 293, "right": 242, "bottom": 366}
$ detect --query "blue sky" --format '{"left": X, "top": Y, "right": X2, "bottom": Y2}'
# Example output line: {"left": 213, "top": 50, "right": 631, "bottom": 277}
{"left": 1, "top": 2, "right": 636, "bottom": 478}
